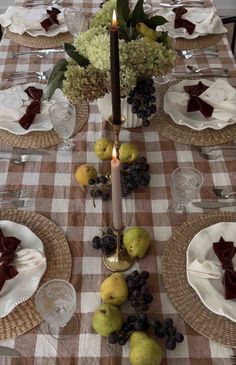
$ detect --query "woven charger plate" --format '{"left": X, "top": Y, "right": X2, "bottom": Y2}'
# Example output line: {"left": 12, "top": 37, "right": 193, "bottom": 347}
{"left": 150, "top": 80, "right": 236, "bottom": 146}
{"left": 0, "top": 102, "right": 88, "bottom": 148}
{"left": 162, "top": 212, "right": 236, "bottom": 348}
{"left": 6, "top": 28, "right": 73, "bottom": 49}
{"left": 175, "top": 33, "right": 223, "bottom": 50}
{"left": 0, "top": 209, "right": 72, "bottom": 341}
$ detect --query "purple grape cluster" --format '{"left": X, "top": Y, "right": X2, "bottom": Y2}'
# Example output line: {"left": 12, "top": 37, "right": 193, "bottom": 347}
{"left": 126, "top": 270, "right": 153, "bottom": 312}
{"left": 92, "top": 228, "right": 119, "bottom": 255}
{"left": 127, "top": 78, "right": 157, "bottom": 127}
{"left": 149, "top": 317, "right": 184, "bottom": 350}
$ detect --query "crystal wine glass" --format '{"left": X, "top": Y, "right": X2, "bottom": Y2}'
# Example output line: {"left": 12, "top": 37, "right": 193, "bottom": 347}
{"left": 64, "top": 7, "right": 88, "bottom": 41}
{"left": 49, "top": 102, "right": 76, "bottom": 153}
{"left": 35, "top": 279, "right": 78, "bottom": 340}
{"left": 170, "top": 167, "right": 204, "bottom": 214}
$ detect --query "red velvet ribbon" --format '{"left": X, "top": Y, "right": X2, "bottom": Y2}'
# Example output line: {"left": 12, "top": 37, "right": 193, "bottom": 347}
{"left": 173, "top": 7, "right": 196, "bottom": 35}
{"left": 19, "top": 86, "right": 42, "bottom": 130}
{"left": 0, "top": 230, "right": 20, "bottom": 292}
{"left": 40, "top": 7, "right": 61, "bottom": 32}
{"left": 213, "top": 236, "right": 236, "bottom": 300}
{"left": 184, "top": 81, "right": 214, "bottom": 118}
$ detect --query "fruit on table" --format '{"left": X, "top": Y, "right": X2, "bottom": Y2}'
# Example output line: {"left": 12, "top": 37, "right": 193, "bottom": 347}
{"left": 92, "top": 303, "right": 123, "bottom": 336}
{"left": 129, "top": 331, "right": 163, "bottom": 365}
{"left": 123, "top": 226, "right": 150, "bottom": 258}
{"left": 100, "top": 272, "right": 128, "bottom": 306}
{"left": 136, "top": 22, "right": 158, "bottom": 41}
{"left": 119, "top": 143, "right": 138, "bottom": 164}
{"left": 94, "top": 137, "right": 113, "bottom": 160}
{"left": 75, "top": 164, "right": 97, "bottom": 186}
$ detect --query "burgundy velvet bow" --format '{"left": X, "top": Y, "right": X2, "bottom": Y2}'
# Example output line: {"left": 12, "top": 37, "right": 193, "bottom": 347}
{"left": 0, "top": 229, "right": 20, "bottom": 292}
{"left": 184, "top": 81, "right": 214, "bottom": 118}
{"left": 40, "top": 7, "right": 61, "bottom": 32}
{"left": 172, "top": 7, "right": 196, "bottom": 35}
{"left": 19, "top": 86, "right": 42, "bottom": 130}
{"left": 213, "top": 236, "right": 236, "bottom": 300}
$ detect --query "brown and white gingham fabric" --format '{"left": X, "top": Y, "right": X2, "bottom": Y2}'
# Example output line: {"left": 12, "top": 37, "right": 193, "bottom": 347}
{"left": 0, "top": 0, "right": 236, "bottom": 364}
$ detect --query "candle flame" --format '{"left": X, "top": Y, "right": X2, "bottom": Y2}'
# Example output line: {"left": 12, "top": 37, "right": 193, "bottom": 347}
{"left": 112, "top": 146, "right": 117, "bottom": 161}
{"left": 112, "top": 10, "right": 117, "bottom": 27}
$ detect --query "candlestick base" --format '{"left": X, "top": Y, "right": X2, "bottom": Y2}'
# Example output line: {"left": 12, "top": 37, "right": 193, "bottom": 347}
{"left": 108, "top": 115, "right": 126, "bottom": 157}
{"left": 102, "top": 224, "right": 134, "bottom": 272}
{"left": 103, "top": 248, "right": 134, "bottom": 272}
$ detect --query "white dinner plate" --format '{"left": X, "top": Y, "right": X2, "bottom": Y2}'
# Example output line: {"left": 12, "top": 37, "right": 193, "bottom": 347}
{"left": 0, "top": 83, "right": 66, "bottom": 135}
{"left": 186, "top": 222, "right": 236, "bottom": 322}
{"left": 164, "top": 79, "right": 236, "bottom": 130}
{"left": 155, "top": 7, "right": 227, "bottom": 39}
{"left": 0, "top": 220, "right": 47, "bottom": 318}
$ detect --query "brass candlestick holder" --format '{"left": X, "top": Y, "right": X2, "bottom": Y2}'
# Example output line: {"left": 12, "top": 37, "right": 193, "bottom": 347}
{"left": 108, "top": 115, "right": 126, "bottom": 157}
{"left": 102, "top": 224, "right": 134, "bottom": 272}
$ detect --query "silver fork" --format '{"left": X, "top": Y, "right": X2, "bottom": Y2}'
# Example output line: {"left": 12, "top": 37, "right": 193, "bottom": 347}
{"left": 0, "top": 155, "right": 30, "bottom": 164}
{"left": 0, "top": 188, "right": 31, "bottom": 199}
{"left": 6, "top": 69, "right": 51, "bottom": 81}
{"left": 177, "top": 49, "right": 219, "bottom": 59}
{"left": 0, "top": 198, "right": 33, "bottom": 208}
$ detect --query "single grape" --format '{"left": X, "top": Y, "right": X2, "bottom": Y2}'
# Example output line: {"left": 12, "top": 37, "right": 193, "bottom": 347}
{"left": 155, "top": 327, "right": 165, "bottom": 338}
{"left": 109, "top": 332, "right": 119, "bottom": 344}
{"left": 118, "top": 337, "right": 127, "bottom": 346}
{"left": 175, "top": 333, "right": 184, "bottom": 343}
{"left": 140, "top": 271, "right": 150, "bottom": 280}
{"left": 165, "top": 337, "right": 176, "bottom": 350}
{"left": 164, "top": 318, "right": 173, "bottom": 329}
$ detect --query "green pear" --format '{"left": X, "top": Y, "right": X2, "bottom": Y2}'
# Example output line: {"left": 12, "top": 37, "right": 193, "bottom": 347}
{"left": 119, "top": 143, "right": 138, "bottom": 164}
{"left": 136, "top": 22, "right": 158, "bottom": 41}
{"left": 123, "top": 226, "right": 150, "bottom": 258}
{"left": 130, "top": 331, "right": 163, "bottom": 365}
{"left": 100, "top": 272, "right": 128, "bottom": 306}
{"left": 94, "top": 137, "right": 113, "bottom": 160}
{"left": 92, "top": 303, "right": 123, "bottom": 336}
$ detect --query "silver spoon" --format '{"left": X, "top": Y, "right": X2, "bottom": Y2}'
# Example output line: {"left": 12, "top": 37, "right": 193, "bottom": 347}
{"left": 0, "top": 155, "right": 30, "bottom": 164}
{"left": 200, "top": 152, "right": 236, "bottom": 160}
{"left": 187, "top": 65, "right": 229, "bottom": 74}
{"left": 213, "top": 188, "right": 236, "bottom": 199}
{"left": 177, "top": 50, "right": 218, "bottom": 59}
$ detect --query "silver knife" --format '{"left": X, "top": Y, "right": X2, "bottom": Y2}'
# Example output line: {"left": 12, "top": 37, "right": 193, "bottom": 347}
{"left": 193, "top": 201, "right": 236, "bottom": 208}
{"left": 159, "top": 3, "right": 204, "bottom": 7}
{"left": 0, "top": 346, "right": 21, "bottom": 357}
{"left": 0, "top": 149, "right": 50, "bottom": 156}
{"left": 172, "top": 72, "right": 230, "bottom": 78}
{"left": 11, "top": 49, "right": 64, "bottom": 57}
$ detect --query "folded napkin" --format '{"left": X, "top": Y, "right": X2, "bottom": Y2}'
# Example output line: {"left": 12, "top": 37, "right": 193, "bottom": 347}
{"left": 19, "top": 86, "right": 42, "bottom": 130}
{"left": 40, "top": 7, "right": 61, "bottom": 32}
{"left": 184, "top": 81, "right": 214, "bottom": 118}
{"left": 188, "top": 258, "right": 225, "bottom": 279}
{"left": 0, "top": 6, "right": 64, "bottom": 35}
{"left": 213, "top": 236, "right": 236, "bottom": 300}
{"left": 199, "top": 79, "right": 236, "bottom": 122}
{"left": 173, "top": 7, "right": 196, "bottom": 35}
{"left": 13, "top": 248, "right": 46, "bottom": 271}
{"left": 0, "top": 229, "right": 20, "bottom": 291}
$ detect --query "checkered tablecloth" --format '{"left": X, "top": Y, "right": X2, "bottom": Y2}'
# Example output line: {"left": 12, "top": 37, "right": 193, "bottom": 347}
{"left": 0, "top": 0, "right": 236, "bottom": 364}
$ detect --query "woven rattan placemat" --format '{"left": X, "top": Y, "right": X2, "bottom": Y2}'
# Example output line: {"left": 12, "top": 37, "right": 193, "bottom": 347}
{"left": 162, "top": 212, "right": 236, "bottom": 348}
{"left": 0, "top": 102, "right": 88, "bottom": 148}
{"left": 175, "top": 34, "right": 223, "bottom": 51}
{"left": 0, "top": 209, "right": 72, "bottom": 341}
{"left": 6, "top": 28, "right": 73, "bottom": 49}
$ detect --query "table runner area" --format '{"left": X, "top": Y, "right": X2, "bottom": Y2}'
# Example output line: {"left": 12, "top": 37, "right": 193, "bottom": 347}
{"left": 0, "top": 0, "right": 236, "bottom": 364}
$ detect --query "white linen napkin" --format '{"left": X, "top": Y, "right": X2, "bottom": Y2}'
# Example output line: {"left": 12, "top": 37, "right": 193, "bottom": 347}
{"left": 13, "top": 248, "right": 46, "bottom": 272}
{"left": 199, "top": 79, "right": 236, "bottom": 122}
{"left": 0, "top": 6, "right": 65, "bottom": 35}
{"left": 188, "top": 253, "right": 236, "bottom": 280}
{"left": 0, "top": 85, "right": 54, "bottom": 123}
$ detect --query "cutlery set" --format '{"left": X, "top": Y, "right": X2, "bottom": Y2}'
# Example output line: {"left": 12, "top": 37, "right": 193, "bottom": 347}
{"left": 6, "top": 69, "right": 51, "bottom": 81}
{"left": 10, "top": 48, "right": 64, "bottom": 58}
{"left": 177, "top": 49, "right": 219, "bottom": 59}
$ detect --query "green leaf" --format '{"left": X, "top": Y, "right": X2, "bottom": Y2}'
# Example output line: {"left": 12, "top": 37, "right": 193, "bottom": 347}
{"left": 144, "top": 15, "right": 167, "bottom": 29}
{"left": 131, "top": 0, "right": 145, "bottom": 26}
{"left": 118, "top": 16, "right": 129, "bottom": 40}
{"left": 64, "top": 43, "right": 89, "bottom": 66}
{"left": 45, "top": 59, "right": 68, "bottom": 100}
{"left": 117, "top": 0, "right": 130, "bottom": 22}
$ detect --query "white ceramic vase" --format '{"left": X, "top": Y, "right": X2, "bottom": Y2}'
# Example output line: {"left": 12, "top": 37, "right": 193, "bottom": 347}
{"left": 97, "top": 93, "right": 142, "bottom": 129}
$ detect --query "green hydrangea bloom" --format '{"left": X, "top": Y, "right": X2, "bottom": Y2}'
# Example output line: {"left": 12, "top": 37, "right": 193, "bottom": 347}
{"left": 90, "top": 0, "right": 117, "bottom": 29}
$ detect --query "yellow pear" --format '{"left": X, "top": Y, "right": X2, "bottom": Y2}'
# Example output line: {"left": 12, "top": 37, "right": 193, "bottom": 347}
{"left": 92, "top": 303, "right": 123, "bottom": 337}
{"left": 100, "top": 272, "right": 128, "bottom": 306}
{"left": 94, "top": 137, "right": 113, "bottom": 160}
{"left": 123, "top": 226, "right": 150, "bottom": 258}
{"left": 75, "top": 164, "right": 97, "bottom": 186}
{"left": 136, "top": 22, "right": 158, "bottom": 41}
{"left": 130, "top": 331, "right": 163, "bottom": 365}
{"left": 119, "top": 143, "right": 138, "bottom": 164}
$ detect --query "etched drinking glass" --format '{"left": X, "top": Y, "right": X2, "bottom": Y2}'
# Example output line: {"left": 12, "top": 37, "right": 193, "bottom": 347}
{"left": 49, "top": 102, "right": 76, "bottom": 153}
{"left": 35, "top": 279, "right": 78, "bottom": 339}
{"left": 171, "top": 167, "right": 204, "bottom": 214}
{"left": 64, "top": 7, "right": 88, "bottom": 40}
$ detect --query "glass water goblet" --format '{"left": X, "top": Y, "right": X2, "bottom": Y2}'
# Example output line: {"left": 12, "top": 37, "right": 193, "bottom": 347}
{"left": 153, "top": 37, "right": 176, "bottom": 85}
{"left": 49, "top": 102, "right": 76, "bottom": 153}
{"left": 170, "top": 167, "right": 204, "bottom": 214}
{"left": 35, "top": 279, "right": 78, "bottom": 340}
{"left": 64, "top": 7, "right": 88, "bottom": 41}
